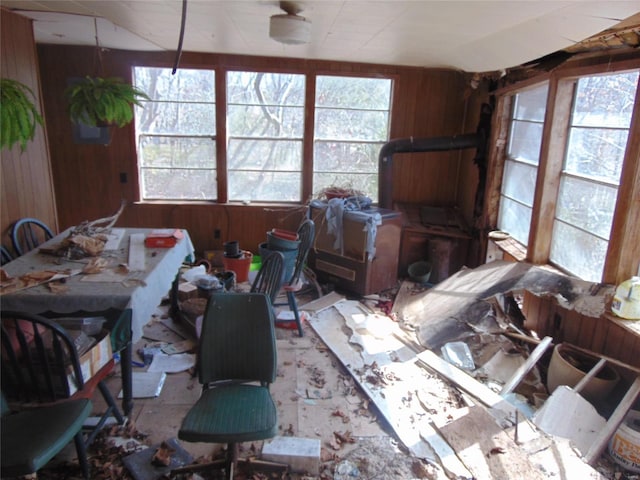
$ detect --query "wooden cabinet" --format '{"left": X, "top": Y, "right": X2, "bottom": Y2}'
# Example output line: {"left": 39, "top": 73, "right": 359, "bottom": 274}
{"left": 396, "top": 203, "right": 471, "bottom": 283}
{"left": 308, "top": 206, "right": 402, "bottom": 295}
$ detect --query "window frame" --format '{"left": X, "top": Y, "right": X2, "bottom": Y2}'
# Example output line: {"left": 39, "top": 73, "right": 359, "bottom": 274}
{"left": 487, "top": 54, "right": 640, "bottom": 285}
{"left": 132, "top": 64, "right": 394, "bottom": 204}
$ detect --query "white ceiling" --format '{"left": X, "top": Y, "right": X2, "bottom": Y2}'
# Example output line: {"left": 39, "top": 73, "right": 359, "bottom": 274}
{"left": 2, "top": 1, "right": 639, "bottom": 72}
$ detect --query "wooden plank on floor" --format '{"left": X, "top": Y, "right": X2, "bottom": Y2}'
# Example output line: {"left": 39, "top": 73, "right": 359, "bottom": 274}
{"left": 416, "top": 350, "right": 516, "bottom": 422}
{"left": 434, "top": 406, "right": 547, "bottom": 480}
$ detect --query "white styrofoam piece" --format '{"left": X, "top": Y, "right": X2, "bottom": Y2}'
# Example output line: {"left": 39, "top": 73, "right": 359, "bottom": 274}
{"left": 262, "top": 436, "right": 321, "bottom": 474}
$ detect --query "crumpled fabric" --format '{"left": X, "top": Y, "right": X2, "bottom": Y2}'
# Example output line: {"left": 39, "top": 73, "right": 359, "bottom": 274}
{"left": 310, "top": 198, "right": 381, "bottom": 261}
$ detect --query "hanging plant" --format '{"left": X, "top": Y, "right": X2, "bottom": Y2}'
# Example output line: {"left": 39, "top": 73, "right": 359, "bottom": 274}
{"left": 0, "top": 78, "right": 44, "bottom": 151}
{"left": 65, "top": 76, "right": 150, "bottom": 128}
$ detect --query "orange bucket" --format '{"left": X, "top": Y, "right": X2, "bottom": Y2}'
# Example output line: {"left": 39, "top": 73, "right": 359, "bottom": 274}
{"left": 222, "top": 251, "right": 253, "bottom": 283}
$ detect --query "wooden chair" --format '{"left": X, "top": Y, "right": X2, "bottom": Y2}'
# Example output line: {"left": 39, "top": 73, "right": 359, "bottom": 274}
{"left": 1, "top": 392, "right": 93, "bottom": 479}
{"left": 278, "top": 219, "right": 315, "bottom": 336}
{"left": 177, "top": 293, "right": 286, "bottom": 479}
{"left": 1, "top": 311, "right": 125, "bottom": 449}
{"left": 1, "top": 245, "right": 14, "bottom": 266}
{"left": 10, "top": 217, "right": 54, "bottom": 256}
{"left": 250, "top": 249, "right": 285, "bottom": 305}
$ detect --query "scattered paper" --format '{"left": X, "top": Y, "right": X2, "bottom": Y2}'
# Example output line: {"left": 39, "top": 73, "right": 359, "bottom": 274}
{"left": 118, "top": 371, "right": 167, "bottom": 399}
{"left": 104, "top": 228, "right": 126, "bottom": 250}
{"left": 147, "top": 352, "right": 196, "bottom": 373}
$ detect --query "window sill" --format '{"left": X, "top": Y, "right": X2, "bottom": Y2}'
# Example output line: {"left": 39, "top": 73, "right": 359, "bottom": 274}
{"left": 487, "top": 236, "right": 527, "bottom": 262}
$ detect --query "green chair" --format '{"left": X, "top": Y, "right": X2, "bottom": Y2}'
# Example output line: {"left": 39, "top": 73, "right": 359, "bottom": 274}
{"left": 177, "top": 292, "right": 285, "bottom": 479}
{"left": 1, "top": 311, "right": 125, "bottom": 448}
{"left": 10, "top": 217, "right": 54, "bottom": 256}
{"left": 1, "top": 392, "right": 93, "bottom": 479}
{"left": 250, "top": 249, "right": 284, "bottom": 305}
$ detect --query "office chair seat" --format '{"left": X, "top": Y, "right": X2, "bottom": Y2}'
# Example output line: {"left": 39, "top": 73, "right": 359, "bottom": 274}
{"left": 179, "top": 384, "right": 277, "bottom": 444}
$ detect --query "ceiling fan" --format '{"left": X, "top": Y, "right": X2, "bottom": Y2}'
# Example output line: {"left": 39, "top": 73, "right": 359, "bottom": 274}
{"left": 269, "top": 1, "right": 311, "bottom": 45}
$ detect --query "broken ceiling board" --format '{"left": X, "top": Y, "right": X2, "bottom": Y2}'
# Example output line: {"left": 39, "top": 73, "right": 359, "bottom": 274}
{"left": 434, "top": 406, "right": 547, "bottom": 480}
{"left": 393, "top": 260, "right": 608, "bottom": 351}
{"left": 416, "top": 350, "right": 516, "bottom": 424}
{"left": 300, "top": 291, "right": 345, "bottom": 314}
{"left": 308, "top": 304, "right": 472, "bottom": 479}
{"left": 532, "top": 385, "right": 607, "bottom": 456}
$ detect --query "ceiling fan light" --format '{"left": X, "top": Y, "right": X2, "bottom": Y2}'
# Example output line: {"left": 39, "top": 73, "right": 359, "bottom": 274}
{"left": 269, "top": 13, "right": 311, "bottom": 45}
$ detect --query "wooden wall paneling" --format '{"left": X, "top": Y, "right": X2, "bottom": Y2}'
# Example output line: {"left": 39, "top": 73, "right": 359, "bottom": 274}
{"left": 577, "top": 312, "right": 597, "bottom": 351}
{"left": 0, "top": 9, "right": 57, "bottom": 250}
{"left": 562, "top": 308, "right": 582, "bottom": 345}
{"left": 590, "top": 314, "right": 610, "bottom": 354}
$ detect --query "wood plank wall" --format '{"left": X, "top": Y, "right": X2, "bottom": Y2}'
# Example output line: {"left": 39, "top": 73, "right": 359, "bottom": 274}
{"left": 0, "top": 9, "right": 58, "bottom": 254}
{"left": 33, "top": 44, "right": 487, "bottom": 261}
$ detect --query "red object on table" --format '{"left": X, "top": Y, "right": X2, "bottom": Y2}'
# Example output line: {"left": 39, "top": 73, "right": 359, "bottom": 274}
{"left": 145, "top": 229, "right": 184, "bottom": 248}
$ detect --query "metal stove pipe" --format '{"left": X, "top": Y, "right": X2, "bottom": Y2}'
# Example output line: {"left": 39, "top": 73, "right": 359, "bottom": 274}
{"left": 378, "top": 133, "right": 481, "bottom": 209}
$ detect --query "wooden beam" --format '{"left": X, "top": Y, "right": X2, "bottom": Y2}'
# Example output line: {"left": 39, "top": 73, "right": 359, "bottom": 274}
{"left": 500, "top": 336, "right": 553, "bottom": 395}
{"left": 585, "top": 375, "right": 640, "bottom": 465}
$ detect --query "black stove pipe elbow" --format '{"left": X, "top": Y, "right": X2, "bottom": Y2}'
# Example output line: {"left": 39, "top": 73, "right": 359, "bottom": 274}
{"left": 378, "top": 133, "right": 481, "bottom": 209}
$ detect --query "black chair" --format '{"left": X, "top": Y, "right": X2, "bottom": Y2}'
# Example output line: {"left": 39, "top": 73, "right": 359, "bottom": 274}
{"left": 177, "top": 293, "right": 286, "bottom": 479}
{"left": 1, "top": 311, "right": 125, "bottom": 448}
{"left": 11, "top": 217, "right": 54, "bottom": 256}
{"left": 1, "top": 392, "right": 93, "bottom": 479}
{"left": 250, "top": 249, "right": 285, "bottom": 305}
{"left": 278, "top": 219, "right": 315, "bottom": 336}
{"left": 1, "top": 245, "right": 14, "bottom": 265}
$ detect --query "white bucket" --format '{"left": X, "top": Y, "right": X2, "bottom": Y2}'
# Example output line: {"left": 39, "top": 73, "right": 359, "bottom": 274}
{"left": 608, "top": 409, "right": 640, "bottom": 473}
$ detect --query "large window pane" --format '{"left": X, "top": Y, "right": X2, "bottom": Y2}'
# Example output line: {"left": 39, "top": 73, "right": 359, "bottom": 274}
{"left": 550, "top": 222, "right": 607, "bottom": 282}
{"left": 227, "top": 139, "right": 302, "bottom": 171}
{"left": 507, "top": 120, "right": 543, "bottom": 164}
{"left": 133, "top": 67, "right": 216, "bottom": 201}
{"left": 572, "top": 72, "right": 638, "bottom": 128}
{"left": 228, "top": 171, "right": 300, "bottom": 202}
{"left": 501, "top": 159, "right": 538, "bottom": 207}
{"left": 138, "top": 136, "right": 216, "bottom": 200}
{"left": 497, "top": 197, "right": 532, "bottom": 245}
{"left": 227, "top": 72, "right": 305, "bottom": 202}
{"left": 556, "top": 176, "right": 618, "bottom": 239}
{"left": 314, "top": 75, "right": 392, "bottom": 201}
{"left": 564, "top": 127, "right": 629, "bottom": 182}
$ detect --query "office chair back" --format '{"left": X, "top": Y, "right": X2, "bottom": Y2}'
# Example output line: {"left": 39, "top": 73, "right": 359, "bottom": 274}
{"left": 250, "top": 250, "right": 284, "bottom": 305}
{"left": 11, "top": 218, "right": 54, "bottom": 256}
{"left": 198, "top": 293, "right": 277, "bottom": 386}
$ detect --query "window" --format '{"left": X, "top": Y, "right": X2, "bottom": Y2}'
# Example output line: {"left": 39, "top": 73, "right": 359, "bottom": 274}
{"left": 133, "top": 67, "right": 393, "bottom": 203}
{"left": 133, "top": 67, "right": 216, "bottom": 201}
{"left": 497, "top": 82, "right": 548, "bottom": 245}
{"left": 313, "top": 76, "right": 392, "bottom": 201}
{"left": 226, "top": 72, "right": 305, "bottom": 202}
{"left": 549, "top": 70, "right": 639, "bottom": 281}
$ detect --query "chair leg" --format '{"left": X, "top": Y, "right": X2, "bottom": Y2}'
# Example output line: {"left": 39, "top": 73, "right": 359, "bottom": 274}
{"left": 98, "top": 380, "right": 125, "bottom": 425}
{"left": 226, "top": 442, "right": 238, "bottom": 480}
{"left": 287, "top": 290, "right": 304, "bottom": 337}
{"left": 74, "top": 431, "right": 90, "bottom": 479}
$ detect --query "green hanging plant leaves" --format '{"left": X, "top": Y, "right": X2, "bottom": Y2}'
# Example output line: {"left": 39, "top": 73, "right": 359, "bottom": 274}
{"left": 0, "top": 78, "right": 44, "bottom": 151}
{"left": 64, "top": 76, "right": 151, "bottom": 128}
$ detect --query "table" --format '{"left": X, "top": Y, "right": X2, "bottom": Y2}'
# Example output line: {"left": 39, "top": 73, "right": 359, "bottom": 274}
{"left": 0, "top": 227, "right": 195, "bottom": 414}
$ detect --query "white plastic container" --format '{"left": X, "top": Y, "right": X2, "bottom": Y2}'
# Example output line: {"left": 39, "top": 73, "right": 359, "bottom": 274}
{"left": 608, "top": 409, "right": 640, "bottom": 473}
{"left": 611, "top": 276, "right": 640, "bottom": 320}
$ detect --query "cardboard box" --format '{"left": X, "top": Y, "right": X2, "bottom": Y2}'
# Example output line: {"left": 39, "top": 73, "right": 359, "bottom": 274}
{"left": 67, "top": 329, "right": 113, "bottom": 395}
